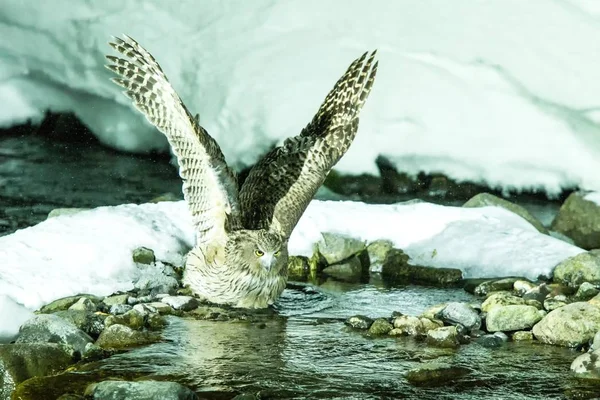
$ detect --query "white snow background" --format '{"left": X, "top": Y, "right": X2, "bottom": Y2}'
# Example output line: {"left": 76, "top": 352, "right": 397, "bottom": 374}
{"left": 0, "top": 200, "right": 584, "bottom": 340}
{"left": 2, "top": 0, "right": 600, "bottom": 194}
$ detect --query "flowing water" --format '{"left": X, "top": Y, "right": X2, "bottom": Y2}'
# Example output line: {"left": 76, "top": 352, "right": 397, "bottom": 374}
{"left": 77, "top": 283, "right": 598, "bottom": 399}
{"left": 2, "top": 131, "right": 599, "bottom": 399}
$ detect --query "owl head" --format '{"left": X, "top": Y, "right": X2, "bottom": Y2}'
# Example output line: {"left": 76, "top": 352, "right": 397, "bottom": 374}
{"left": 227, "top": 229, "right": 287, "bottom": 274}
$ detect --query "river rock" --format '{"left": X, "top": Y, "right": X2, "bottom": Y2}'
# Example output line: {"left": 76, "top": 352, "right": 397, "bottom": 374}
{"left": 405, "top": 362, "right": 471, "bottom": 386}
{"left": 368, "top": 318, "right": 393, "bottom": 336}
{"left": 426, "top": 326, "right": 460, "bottom": 348}
{"left": 161, "top": 296, "right": 199, "bottom": 311}
{"left": 391, "top": 316, "right": 442, "bottom": 336}
{"left": 486, "top": 305, "right": 543, "bottom": 332}
{"left": 16, "top": 314, "right": 93, "bottom": 354}
{"left": 103, "top": 294, "right": 130, "bottom": 307}
{"left": 366, "top": 240, "right": 393, "bottom": 273}
{"left": 514, "top": 280, "right": 537, "bottom": 296}
{"left": 345, "top": 315, "right": 374, "bottom": 330}
{"left": 85, "top": 380, "right": 198, "bottom": 400}
{"left": 145, "top": 302, "right": 173, "bottom": 314}
{"left": 532, "top": 302, "right": 600, "bottom": 347}
{"left": 474, "top": 278, "right": 522, "bottom": 296}
{"left": 463, "top": 193, "right": 547, "bottom": 233}
{"left": 522, "top": 284, "right": 550, "bottom": 303}
{"left": 438, "top": 302, "right": 481, "bottom": 331}
{"left": 132, "top": 247, "right": 156, "bottom": 265}
{"left": 481, "top": 292, "right": 525, "bottom": 312}
{"left": 0, "top": 343, "right": 74, "bottom": 397}
{"left": 109, "top": 304, "right": 133, "bottom": 315}
{"left": 381, "top": 249, "right": 462, "bottom": 286}
{"left": 315, "top": 232, "right": 366, "bottom": 265}
{"left": 39, "top": 295, "right": 100, "bottom": 313}
{"left": 478, "top": 332, "right": 508, "bottom": 348}
{"left": 512, "top": 331, "right": 534, "bottom": 341}
{"left": 95, "top": 324, "right": 160, "bottom": 350}
{"left": 551, "top": 191, "right": 600, "bottom": 249}
{"left": 543, "top": 296, "right": 568, "bottom": 312}
{"left": 104, "top": 309, "right": 145, "bottom": 330}
{"left": 68, "top": 297, "right": 97, "bottom": 312}
{"left": 553, "top": 252, "right": 600, "bottom": 286}
{"left": 571, "top": 350, "right": 600, "bottom": 379}
{"left": 575, "top": 282, "right": 600, "bottom": 300}
{"left": 54, "top": 310, "right": 105, "bottom": 338}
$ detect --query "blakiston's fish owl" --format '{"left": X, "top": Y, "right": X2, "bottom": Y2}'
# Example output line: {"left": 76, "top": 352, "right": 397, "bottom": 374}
{"left": 106, "top": 35, "right": 378, "bottom": 308}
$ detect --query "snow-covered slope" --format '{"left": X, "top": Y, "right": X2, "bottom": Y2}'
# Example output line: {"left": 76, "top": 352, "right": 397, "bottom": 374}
{"left": 2, "top": 0, "right": 600, "bottom": 194}
{"left": 0, "top": 199, "right": 583, "bottom": 339}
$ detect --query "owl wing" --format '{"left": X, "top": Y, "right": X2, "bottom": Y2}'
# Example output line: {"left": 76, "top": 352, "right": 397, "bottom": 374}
{"left": 239, "top": 51, "right": 378, "bottom": 238}
{"left": 106, "top": 35, "right": 240, "bottom": 250}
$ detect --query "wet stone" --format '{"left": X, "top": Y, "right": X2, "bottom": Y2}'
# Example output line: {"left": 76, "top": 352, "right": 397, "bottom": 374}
{"left": 345, "top": 315, "right": 374, "bottom": 330}
{"left": 132, "top": 247, "right": 156, "bottom": 265}
{"left": 481, "top": 292, "right": 525, "bottom": 312}
{"left": 95, "top": 324, "right": 160, "bottom": 350}
{"left": 103, "top": 294, "right": 129, "bottom": 307}
{"left": 522, "top": 284, "right": 550, "bottom": 303}
{"left": 405, "top": 362, "right": 471, "bottom": 387}
{"left": 109, "top": 304, "right": 133, "bottom": 315}
{"left": 575, "top": 282, "right": 600, "bottom": 301}
{"left": 85, "top": 380, "right": 198, "bottom": 400}
{"left": 315, "top": 232, "right": 366, "bottom": 265}
{"left": 485, "top": 305, "right": 543, "bottom": 332}
{"left": 368, "top": 318, "right": 393, "bottom": 336}
{"left": 438, "top": 302, "right": 481, "bottom": 331}
{"left": 382, "top": 249, "right": 462, "bottom": 286}
{"left": 39, "top": 295, "right": 100, "bottom": 313}
{"left": 104, "top": 309, "right": 145, "bottom": 330}
{"left": 366, "top": 239, "right": 393, "bottom": 273}
{"left": 68, "top": 297, "right": 97, "bottom": 312}
{"left": 16, "top": 314, "right": 93, "bottom": 354}
{"left": 426, "top": 326, "right": 460, "bottom": 348}
{"left": 474, "top": 278, "right": 523, "bottom": 297}
{"left": 145, "top": 302, "right": 173, "bottom": 314}
{"left": 533, "top": 302, "right": 600, "bottom": 347}
{"left": 544, "top": 296, "right": 568, "bottom": 312}
{"left": 512, "top": 331, "right": 534, "bottom": 341}
{"left": 514, "top": 280, "right": 537, "bottom": 296}
{"left": 54, "top": 310, "right": 105, "bottom": 338}
{"left": 161, "top": 296, "right": 199, "bottom": 311}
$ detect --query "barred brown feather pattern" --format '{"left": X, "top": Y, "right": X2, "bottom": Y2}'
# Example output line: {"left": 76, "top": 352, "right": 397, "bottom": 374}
{"left": 106, "top": 35, "right": 241, "bottom": 247}
{"left": 239, "top": 51, "right": 378, "bottom": 238}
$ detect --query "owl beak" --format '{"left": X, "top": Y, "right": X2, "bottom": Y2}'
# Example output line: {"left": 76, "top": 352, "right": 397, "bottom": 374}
{"left": 260, "top": 254, "right": 275, "bottom": 271}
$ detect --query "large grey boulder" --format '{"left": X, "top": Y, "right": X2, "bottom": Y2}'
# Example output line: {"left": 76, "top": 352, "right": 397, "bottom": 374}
{"left": 437, "top": 302, "right": 481, "bottom": 331}
{"left": 551, "top": 191, "right": 600, "bottom": 249}
{"left": 85, "top": 380, "right": 198, "bottom": 400}
{"left": 16, "top": 314, "right": 93, "bottom": 354}
{"left": 463, "top": 193, "right": 547, "bottom": 233}
{"left": 532, "top": 302, "right": 600, "bottom": 347}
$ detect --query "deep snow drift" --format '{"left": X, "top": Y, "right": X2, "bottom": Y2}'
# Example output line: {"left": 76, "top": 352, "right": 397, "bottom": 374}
{"left": 2, "top": 1, "right": 600, "bottom": 195}
{"left": 0, "top": 199, "right": 584, "bottom": 339}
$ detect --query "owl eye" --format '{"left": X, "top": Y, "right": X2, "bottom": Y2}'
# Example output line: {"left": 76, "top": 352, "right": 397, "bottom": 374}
{"left": 254, "top": 249, "right": 264, "bottom": 257}
{"left": 274, "top": 250, "right": 281, "bottom": 256}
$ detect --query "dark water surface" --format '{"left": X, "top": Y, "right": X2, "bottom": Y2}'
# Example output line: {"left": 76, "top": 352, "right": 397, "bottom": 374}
{"left": 2, "top": 133, "right": 595, "bottom": 399}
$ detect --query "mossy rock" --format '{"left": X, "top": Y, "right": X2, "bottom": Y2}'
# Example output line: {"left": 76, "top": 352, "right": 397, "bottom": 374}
{"left": 551, "top": 191, "right": 600, "bottom": 249}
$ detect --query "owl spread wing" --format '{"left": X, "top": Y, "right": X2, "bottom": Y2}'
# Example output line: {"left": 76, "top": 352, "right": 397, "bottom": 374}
{"left": 106, "top": 35, "right": 240, "bottom": 249}
{"left": 239, "top": 51, "right": 378, "bottom": 238}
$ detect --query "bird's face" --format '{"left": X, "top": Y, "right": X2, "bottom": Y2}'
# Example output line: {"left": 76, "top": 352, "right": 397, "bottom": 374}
{"left": 230, "top": 229, "right": 287, "bottom": 274}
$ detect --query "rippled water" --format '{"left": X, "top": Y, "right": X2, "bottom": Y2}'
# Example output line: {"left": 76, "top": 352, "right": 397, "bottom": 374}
{"left": 78, "top": 284, "right": 598, "bottom": 399}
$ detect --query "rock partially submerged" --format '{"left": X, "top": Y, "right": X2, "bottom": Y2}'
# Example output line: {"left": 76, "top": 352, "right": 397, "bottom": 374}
{"left": 381, "top": 249, "right": 462, "bottom": 286}
{"left": 405, "top": 362, "right": 471, "bottom": 386}
{"left": 85, "top": 380, "right": 198, "bottom": 400}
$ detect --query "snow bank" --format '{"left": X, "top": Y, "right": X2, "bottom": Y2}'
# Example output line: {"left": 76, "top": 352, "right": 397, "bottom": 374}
{"left": 0, "top": 199, "right": 584, "bottom": 339}
{"left": 2, "top": 1, "right": 600, "bottom": 195}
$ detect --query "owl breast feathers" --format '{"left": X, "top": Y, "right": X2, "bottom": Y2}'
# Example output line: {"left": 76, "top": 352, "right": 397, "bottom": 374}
{"left": 106, "top": 35, "right": 378, "bottom": 308}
